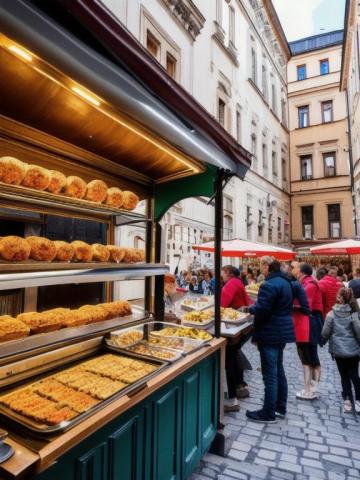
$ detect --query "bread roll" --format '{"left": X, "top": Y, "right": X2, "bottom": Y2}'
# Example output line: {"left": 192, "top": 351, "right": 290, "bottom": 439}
{"left": 22, "top": 165, "right": 50, "bottom": 190}
{"left": 0, "top": 156, "right": 27, "bottom": 185}
{"left": 122, "top": 191, "right": 139, "bottom": 210}
{"left": 108, "top": 300, "right": 132, "bottom": 317}
{"left": 0, "top": 315, "right": 30, "bottom": 342}
{"left": 92, "top": 243, "right": 110, "bottom": 262}
{"left": 71, "top": 241, "right": 93, "bottom": 262}
{"left": 85, "top": 180, "right": 108, "bottom": 203}
{"left": 63, "top": 176, "right": 87, "bottom": 199}
{"left": 79, "top": 305, "right": 108, "bottom": 323}
{"left": 0, "top": 236, "right": 31, "bottom": 261}
{"left": 26, "top": 236, "right": 57, "bottom": 262}
{"left": 53, "top": 241, "right": 75, "bottom": 262}
{"left": 106, "top": 245, "right": 125, "bottom": 263}
{"left": 105, "top": 187, "right": 124, "bottom": 208}
{"left": 47, "top": 170, "right": 66, "bottom": 194}
{"left": 123, "top": 248, "right": 143, "bottom": 263}
{"left": 17, "top": 311, "right": 62, "bottom": 334}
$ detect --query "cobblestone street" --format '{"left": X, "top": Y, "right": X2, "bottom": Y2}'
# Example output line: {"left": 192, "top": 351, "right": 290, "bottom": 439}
{"left": 191, "top": 342, "right": 360, "bottom": 480}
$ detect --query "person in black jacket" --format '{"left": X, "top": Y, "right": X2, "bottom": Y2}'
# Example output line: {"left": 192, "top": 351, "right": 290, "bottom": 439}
{"left": 247, "top": 257, "right": 309, "bottom": 423}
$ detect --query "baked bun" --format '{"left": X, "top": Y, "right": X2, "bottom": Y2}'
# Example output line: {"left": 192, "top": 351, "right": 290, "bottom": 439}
{"left": 47, "top": 170, "right": 66, "bottom": 194}
{"left": 71, "top": 241, "right": 93, "bottom": 262}
{"left": 63, "top": 176, "right": 87, "bottom": 199}
{"left": 53, "top": 241, "right": 75, "bottom": 262}
{"left": 26, "top": 236, "right": 57, "bottom": 262}
{"left": 0, "top": 156, "right": 27, "bottom": 185}
{"left": 85, "top": 180, "right": 108, "bottom": 203}
{"left": 0, "top": 236, "right": 31, "bottom": 261}
{"left": 106, "top": 245, "right": 125, "bottom": 263}
{"left": 79, "top": 305, "right": 108, "bottom": 323}
{"left": 22, "top": 165, "right": 50, "bottom": 190}
{"left": 62, "top": 309, "right": 92, "bottom": 327}
{"left": 123, "top": 248, "right": 144, "bottom": 263}
{"left": 122, "top": 191, "right": 139, "bottom": 210}
{"left": 92, "top": 243, "right": 110, "bottom": 262}
{"left": 0, "top": 315, "right": 30, "bottom": 342}
{"left": 107, "top": 300, "right": 132, "bottom": 317}
{"left": 105, "top": 187, "right": 124, "bottom": 208}
{"left": 17, "top": 311, "right": 62, "bottom": 334}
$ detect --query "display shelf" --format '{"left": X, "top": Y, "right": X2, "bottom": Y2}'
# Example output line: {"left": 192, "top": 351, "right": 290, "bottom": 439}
{"left": 0, "top": 182, "right": 146, "bottom": 221}
{"left": 0, "top": 263, "right": 168, "bottom": 290}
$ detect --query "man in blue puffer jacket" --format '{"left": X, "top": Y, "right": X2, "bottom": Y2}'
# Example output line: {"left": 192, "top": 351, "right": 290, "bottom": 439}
{"left": 246, "top": 257, "right": 309, "bottom": 423}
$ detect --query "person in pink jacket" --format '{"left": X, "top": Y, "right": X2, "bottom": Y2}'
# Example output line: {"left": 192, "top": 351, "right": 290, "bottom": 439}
{"left": 318, "top": 267, "right": 342, "bottom": 318}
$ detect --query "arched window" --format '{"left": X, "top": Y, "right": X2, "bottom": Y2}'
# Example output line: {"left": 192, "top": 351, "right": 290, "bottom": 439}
{"left": 262, "top": 64, "right": 268, "bottom": 99}
{"left": 134, "top": 235, "right": 145, "bottom": 250}
{"left": 251, "top": 47, "right": 257, "bottom": 83}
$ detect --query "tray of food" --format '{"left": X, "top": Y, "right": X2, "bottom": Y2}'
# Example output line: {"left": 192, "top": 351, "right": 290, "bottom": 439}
{"left": 180, "top": 296, "right": 214, "bottom": 312}
{"left": 109, "top": 325, "right": 144, "bottom": 347}
{"left": 181, "top": 309, "right": 214, "bottom": 329}
{"left": 0, "top": 349, "right": 167, "bottom": 435}
{"left": 147, "top": 335, "right": 204, "bottom": 354}
{"left": 221, "top": 308, "right": 252, "bottom": 325}
{"left": 107, "top": 340, "right": 183, "bottom": 363}
{"left": 149, "top": 324, "right": 212, "bottom": 342}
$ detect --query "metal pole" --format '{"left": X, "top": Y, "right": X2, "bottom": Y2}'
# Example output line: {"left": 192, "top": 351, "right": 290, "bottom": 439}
{"left": 214, "top": 169, "right": 224, "bottom": 338}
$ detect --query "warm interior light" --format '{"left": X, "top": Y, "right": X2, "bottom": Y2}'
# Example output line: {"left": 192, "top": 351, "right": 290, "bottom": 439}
{"left": 8, "top": 45, "right": 32, "bottom": 62}
{"left": 71, "top": 86, "right": 101, "bottom": 106}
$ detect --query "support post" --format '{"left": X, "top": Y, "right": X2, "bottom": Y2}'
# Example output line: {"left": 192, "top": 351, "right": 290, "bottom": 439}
{"left": 214, "top": 169, "right": 224, "bottom": 338}
{"left": 154, "top": 223, "right": 164, "bottom": 321}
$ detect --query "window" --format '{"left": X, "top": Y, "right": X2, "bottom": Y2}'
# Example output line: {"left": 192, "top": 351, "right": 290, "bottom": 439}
{"left": 271, "top": 84, "right": 277, "bottom": 113}
{"left": 229, "top": 6, "right": 235, "bottom": 44}
{"left": 224, "top": 195, "right": 233, "bottom": 213}
{"left": 268, "top": 214, "right": 273, "bottom": 242}
{"left": 323, "top": 152, "right": 336, "bottom": 177}
{"left": 262, "top": 143, "right": 268, "bottom": 177}
{"left": 218, "top": 98, "right": 226, "bottom": 127}
{"left": 236, "top": 109, "right": 241, "bottom": 143}
{"left": 251, "top": 48, "right": 257, "bottom": 83}
{"left": 224, "top": 215, "right": 233, "bottom": 240}
{"left": 297, "top": 65, "right": 306, "bottom": 81}
{"left": 281, "top": 99, "right": 287, "bottom": 126}
{"left": 277, "top": 217, "right": 282, "bottom": 241}
{"left": 322, "top": 101, "right": 333, "bottom": 123}
{"left": 320, "top": 59, "right": 329, "bottom": 75}
{"left": 262, "top": 65, "right": 267, "bottom": 99}
{"left": 258, "top": 210, "right": 264, "bottom": 236}
{"left": 282, "top": 157, "right": 287, "bottom": 182}
{"left": 328, "top": 204, "right": 341, "bottom": 238}
{"left": 302, "top": 206, "right": 314, "bottom": 239}
{"left": 300, "top": 155, "right": 313, "bottom": 180}
{"left": 251, "top": 134, "right": 257, "bottom": 169}
{"left": 298, "top": 105, "right": 309, "bottom": 128}
{"left": 246, "top": 206, "right": 252, "bottom": 225}
{"left": 272, "top": 151, "right": 278, "bottom": 177}
{"left": 166, "top": 53, "right": 176, "bottom": 79}
{"left": 146, "top": 30, "right": 160, "bottom": 60}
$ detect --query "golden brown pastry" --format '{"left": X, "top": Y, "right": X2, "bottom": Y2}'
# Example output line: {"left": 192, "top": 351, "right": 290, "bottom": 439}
{"left": 63, "top": 176, "right": 87, "bottom": 199}
{"left": 0, "top": 156, "right": 27, "bottom": 185}
{"left": 105, "top": 187, "right": 124, "bottom": 208}
{"left": 71, "top": 241, "right": 93, "bottom": 262}
{"left": 122, "top": 191, "right": 139, "bottom": 210}
{"left": 26, "top": 236, "right": 57, "bottom": 262}
{"left": 53, "top": 241, "right": 75, "bottom": 262}
{"left": 109, "top": 300, "right": 132, "bottom": 317}
{"left": 84, "top": 180, "right": 108, "bottom": 203}
{"left": 0, "top": 236, "right": 31, "bottom": 262}
{"left": 122, "top": 248, "right": 136, "bottom": 263}
{"left": 92, "top": 243, "right": 110, "bottom": 262}
{"left": 106, "top": 245, "right": 125, "bottom": 263}
{"left": 132, "top": 248, "right": 145, "bottom": 262}
{"left": 60, "top": 309, "right": 90, "bottom": 328}
{"left": 46, "top": 170, "right": 67, "bottom": 194}
{"left": 0, "top": 315, "right": 30, "bottom": 342}
{"left": 17, "top": 311, "right": 62, "bottom": 334}
{"left": 21, "top": 165, "right": 50, "bottom": 190}
{"left": 79, "top": 305, "right": 108, "bottom": 323}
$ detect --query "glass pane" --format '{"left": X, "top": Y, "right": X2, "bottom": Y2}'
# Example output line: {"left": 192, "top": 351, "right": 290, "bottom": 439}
{"left": 166, "top": 53, "right": 176, "bottom": 79}
{"left": 320, "top": 60, "right": 329, "bottom": 75}
{"left": 323, "top": 102, "right": 332, "bottom": 122}
{"left": 297, "top": 65, "right": 306, "bottom": 80}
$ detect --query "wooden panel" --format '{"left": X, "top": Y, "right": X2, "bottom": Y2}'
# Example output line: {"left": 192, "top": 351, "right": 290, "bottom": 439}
{"left": 76, "top": 442, "right": 107, "bottom": 480}
{"left": 109, "top": 416, "right": 142, "bottom": 480}
{"left": 200, "top": 356, "right": 218, "bottom": 454}
{"left": 182, "top": 371, "right": 201, "bottom": 478}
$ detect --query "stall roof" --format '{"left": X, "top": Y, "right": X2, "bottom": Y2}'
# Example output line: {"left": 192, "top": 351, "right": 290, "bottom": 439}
{"left": 0, "top": 0, "right": 251, "bottom": 184}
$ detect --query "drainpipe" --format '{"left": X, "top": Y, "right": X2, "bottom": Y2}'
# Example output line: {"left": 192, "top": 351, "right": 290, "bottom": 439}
{"left": 346, "top": 89, "right": 358, "bottom": 237}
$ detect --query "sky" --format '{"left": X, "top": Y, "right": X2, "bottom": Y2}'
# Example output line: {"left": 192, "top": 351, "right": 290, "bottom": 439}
{"left": 272, "top": 0, "right": 346, "bottom": 42}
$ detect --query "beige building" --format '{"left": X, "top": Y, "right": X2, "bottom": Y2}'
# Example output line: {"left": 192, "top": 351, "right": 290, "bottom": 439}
{"left": 288, "top": 31, "right": 353, "bottom": 247}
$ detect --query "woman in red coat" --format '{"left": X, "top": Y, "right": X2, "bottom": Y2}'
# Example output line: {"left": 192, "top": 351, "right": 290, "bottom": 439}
{"left": 221, "top": 266, "right": 253, "bottom": 411}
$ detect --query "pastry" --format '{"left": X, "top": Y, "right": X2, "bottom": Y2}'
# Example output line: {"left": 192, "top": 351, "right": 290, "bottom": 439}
{"left": 0, "top": 156, "right": 27, "bottom": 185}
{"left": 79, "top": 305, "right": 108, "bottom": 323}
{"left": 122, "top": 191, "right": 139, "bottom": 210}
{"left": 105, "top": 188, "right": 124, "bottom": 208}
{"left": 61, "top": 309, "right": 92, "bottom": 327}
{"left": 53, "top": 241, "right": 75, "bottom": 262}
{"left": 110, "top": 330, "right": 143, "bottom": 347}
{"left": 71, "top": 241, "right": 93, "bottom": 262}
{"left": 123, "top": 248, "right": 144, "bottom": 263}
{"left": 17, "top": 311, "right": 62, "bottom": 334}
{"left": 0, "top": 315, "right": 30, "bottom": 342}
{"left": 133, "top": 248, "right": 145, "bottom": 262}
{"left": 92, "top": 243, "right": 110, "bottom": 262}
{"left": 46, "top": 170, "right": 66, "bottom": 194}
{"left": 106, "top": 245, "right": 125, "bottom": 263}
{"left": 21, "top": 165, "right": 50, "bottom": 190}
{"left": 63, "top": 176, "right": 87, "bottom": 199}
{"left": 26, "top": 236, "right": 57, "bottom": 262}
{"left": 84, "top": 180, "right": 108, "bottom": 203}
{"left": 0, "top": 236, "right": 31, "bottom": 261}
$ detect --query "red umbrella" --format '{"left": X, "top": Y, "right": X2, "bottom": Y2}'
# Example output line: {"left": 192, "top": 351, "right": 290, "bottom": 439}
{"left": 310, "top": 239, "right": 360, "bottom": 255}
{"left": 193, "top": 239, "right": 296, "bottom": 260}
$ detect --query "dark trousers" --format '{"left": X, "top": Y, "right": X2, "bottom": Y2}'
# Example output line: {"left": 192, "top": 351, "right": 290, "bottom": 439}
{"left": 225, "top": 332, "right": 252, "bottom": 398}
{"left": 258, "top": 343, "right": 287, "bottom": 418}
{"left": 335, "top": 356, "right": 360, "bottom": 401}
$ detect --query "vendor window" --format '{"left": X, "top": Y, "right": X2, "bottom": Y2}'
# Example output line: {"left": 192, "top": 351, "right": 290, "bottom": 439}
{"left": 320, "top": 59, "right": 329, "bottom": 75}
{"left": 323, "top": 152, "right": 336, "bottom": 177}
{"left": 302, "top": 206, "right": 314, "bottom": 240}
{"left": 322, "top": 100, "right": 333, "bottom": 123}
{"left": 298, "top": 105, "right": 309, "bottom": 128}
{"left": 328, "top": 204, "right": 341, "bottom": 238}
{"left": 300, "top": 155, "right": 313, "bottom": 180}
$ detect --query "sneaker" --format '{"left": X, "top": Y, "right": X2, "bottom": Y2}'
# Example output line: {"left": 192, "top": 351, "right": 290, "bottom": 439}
{"left": 246, "top": 409, "right": 277, "bottom": 424}
{"left": 275, "top": 409, "right": 286, "bottom": 418}
{"left": 355, "top": 400, "right": 360, "bottom": 413}
{"left": 343, "top": 400, "right": 352, "bottom": 413}
{"left": 224, "top": 398, "right": 240, "bottom": 412}
{"left": 236, "top": 386, "right": 250, "bottom": 399}
{"left": 310, "top": 380, "right": 320, "bottom": 394}
{"left": 296, "top": 390, "right": 317, "bottom": 400}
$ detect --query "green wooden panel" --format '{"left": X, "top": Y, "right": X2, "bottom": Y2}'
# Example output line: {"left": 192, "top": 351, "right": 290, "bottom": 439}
{"left": 200, "top": 356, "right": 218, "bottom": 454}
{"left": 109, "top": 416, "right": 141, "bottom": 480}
{"left": 153, "top": 386, "right": 181, "bottom": 480}
{"left": 182, "top": 371, "right": 201, "bottom": 478}
{"left": 76, "top": 442, "right": 107, "bottom": 480}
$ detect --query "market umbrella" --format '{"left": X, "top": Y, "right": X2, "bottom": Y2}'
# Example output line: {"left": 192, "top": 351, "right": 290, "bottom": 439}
{"left": 310, "top": 239, "right": 360, "bottom": 255}
{"left": 193, "top": 239, "right": 296, "bottom": 260}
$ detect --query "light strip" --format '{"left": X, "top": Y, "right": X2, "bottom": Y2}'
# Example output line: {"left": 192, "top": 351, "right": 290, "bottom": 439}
{"left": 8, "top": 45, "right": 32, "bottom": 62}
{"left": 71, "top": 86, "right": 101, "bottom": 106}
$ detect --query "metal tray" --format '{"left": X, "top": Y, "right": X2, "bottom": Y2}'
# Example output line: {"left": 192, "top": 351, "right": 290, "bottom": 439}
{"left": 0, "top": 346, "right": 168, "bottom": 436}
{"left": 221, "top": 312, "right": 252, "bottom": 326}
{"left": 107, "top": 340, "right": 183, "bottom": 364}
{"left": 108, "top": 324, "right": 144, "bottom": 347}
{"left": 180, "top": 299, "right": 214, "bottom": 312}
{"left": 147, "top": 321, "right": 213, "bottom": 343}
{"left": 147, "top": 335, "right": 205, "bottom": 355}
{"left": 181, "top": 319, "right": 215, "bottom": 330}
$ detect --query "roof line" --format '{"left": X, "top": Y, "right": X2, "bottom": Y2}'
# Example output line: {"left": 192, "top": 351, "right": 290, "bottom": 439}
{"left": 289, "top": 29, "right": 344, "bottom": 46}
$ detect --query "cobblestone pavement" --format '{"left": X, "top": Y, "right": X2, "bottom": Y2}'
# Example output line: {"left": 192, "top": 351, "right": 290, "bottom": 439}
{"left": 190, "top": 342, "right": 360, "bottom": 480}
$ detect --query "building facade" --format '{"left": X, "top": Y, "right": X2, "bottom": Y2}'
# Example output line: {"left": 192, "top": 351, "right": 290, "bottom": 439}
{"left": 288, "top": 31, "right": 353, "bottom": 248}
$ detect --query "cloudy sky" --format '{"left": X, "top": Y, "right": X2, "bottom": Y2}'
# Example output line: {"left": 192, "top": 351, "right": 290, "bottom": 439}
{"left": 273, "top": 0, "right": 346, "bottom": 42}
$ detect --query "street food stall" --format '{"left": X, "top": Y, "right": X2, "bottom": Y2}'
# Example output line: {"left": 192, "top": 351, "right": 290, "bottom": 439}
{"left": 0, "top": 1, "right": 252, "bottom": 479}
{"left": 309, "top": 239, "right": 360, "bottom": 274}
